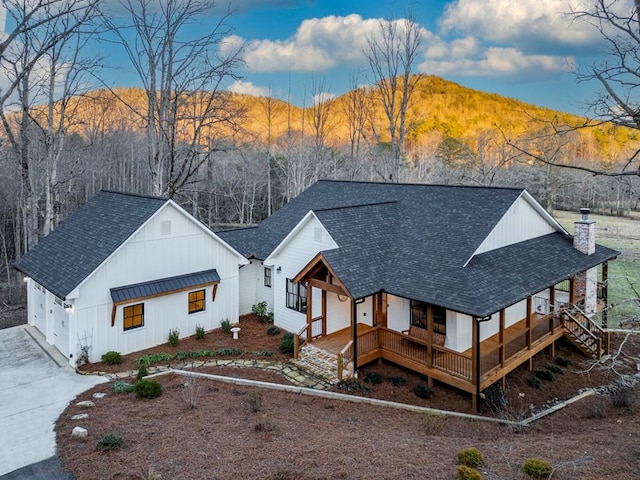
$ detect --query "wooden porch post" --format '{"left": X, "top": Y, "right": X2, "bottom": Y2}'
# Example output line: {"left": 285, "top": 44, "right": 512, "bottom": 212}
{"left": 471, "top": 317, "right": 478, "bottom": 411}
{"left": 426, "top": 304, "right": 434, "bottom": 387}
{"left": 526, "top": 297, "right": 533, "bottom": 370}
{"left": 569, "top": 276, "right": 576, "bottom": 304}
{"left": 306, "top": 283, "right": 313, "bottom": 340}
{"left": 499, "top": 309, "right": 506, "bottom": 390}
{"left": 549, "top": 287, "right": 555, "bottom": 313}
{"left": 321, "top": 289, "right": 327, "bottom": 336}
{"left": 602, "top": 262, "right": 609, "bottom": 328}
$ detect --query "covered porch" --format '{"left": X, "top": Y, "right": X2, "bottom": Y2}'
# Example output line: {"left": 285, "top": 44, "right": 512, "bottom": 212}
{"left": 292, "top": 255, "right": 611, "bottom": 410}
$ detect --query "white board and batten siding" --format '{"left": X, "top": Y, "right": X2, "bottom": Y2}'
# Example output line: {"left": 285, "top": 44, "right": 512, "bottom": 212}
{"left": 472, "top": 193, "right": 559, "bottom": 258}
{"left": 66, "top": 202, "right": 245, "bottom": 364}
{"left": 265, "top": 212, "right": 338, "bottom": 334}
{"left": 238, "top": 261, "right": 274, "bottom": 315}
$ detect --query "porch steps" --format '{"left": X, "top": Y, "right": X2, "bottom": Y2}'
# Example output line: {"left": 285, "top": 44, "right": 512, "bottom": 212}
{"left": 291, "top": 344, "right": 353, "bottom": 385}
{"left": 563, "top": 329, "right": 604, "bottom": 359}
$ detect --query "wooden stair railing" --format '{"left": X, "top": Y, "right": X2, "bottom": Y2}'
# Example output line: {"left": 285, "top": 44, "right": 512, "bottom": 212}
{"left": 337, "top": 341, "right": 353, "bottom": 381}
{"left": 560, "top": 306, "right": 609, "bottom": 360}
{"left": 293, "top": 323, "right": 310, "bottom": 359}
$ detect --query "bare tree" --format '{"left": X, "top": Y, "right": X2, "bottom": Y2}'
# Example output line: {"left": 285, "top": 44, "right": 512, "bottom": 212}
{"left": 307, "top": 76, "right": 335, "bottom": 177}
{"left": 100, "top": 0, "right": 244, "bottom": 197}
{"left": 365, "top": 12, "right": 424, "bottom": 181}
{"left": 0, "top": 0, "right": 99, "bottom": 252}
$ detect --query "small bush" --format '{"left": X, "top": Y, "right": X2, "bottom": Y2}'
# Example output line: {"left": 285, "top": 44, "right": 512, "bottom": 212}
{"left": 534, "top": 369, "right": 554, "bottom": 381}
{"left": 195, "top": 324, "right": 206, "bottom": 340}
{"left": 247, "top": 390, "right": 263, "bottom": 412}
{"left": 175, "top": 351, "right": 187, "bottom": 361}
{"left": 527, "top": 376, "right": 542, "bottom": 389}
{"left": 554, "top": 356, "right": 571, "bottom": 367}
{"left": 265, "top": 312, "right": 274, "bottom": 324}
{"left": 96, "top": 434, "right": 123, "bottom": 450}
{"left": 267, "top": 325, "right": 281, "bottom": 336}
{"left": 521, "top": 458, "right": 553, "bottom": 479}
{"left": 611, "top": 386, "right": 633, "bottom": 408}
{"left": 251, "top": 301, "right": 268, "bottom": 318}
{"left": 220, "top": 319, "right": 231, "bottom": 334}
{"left": 364, "top": 371, "right": 384, "bottom": 385}
{"left": 136, "top": 365, "right": 148, "bottom": 380}
{"left": 252, "top": 350, "right": 273, "bottom": 357}
{"left": 112, "top": 380, "right": 134, "bottom": 394}
{"left": 456, "top": 465, "right": 483, "bottom": 480}
{"left": 282, "top": 332, "right": 294, "bottom": 341}
{"left": 457, "top": 447, "right": 484, "bottom": 468}
{"left": 168, "top": 328, "right": 180, "bottom": 347}
{"left": 388, "top": 376, "right": 407, "bottom": 387}
{"left": 413, "top": 384, "right": 433, "bottom": 399}
{"left": 254, "top": 414, "right": 275, "bottom": 432}
{"left": 217, "top": 347, "right": 241, "bottom": 356}
{"left": 134, "top": 379, "right": 163, "bottom": 399}
{"left": 421, "top": 414, "right": 447, "bottom": 435}
{"left": 482, "top": 383, "right": 508, "bottom": 412}
{"left": 544, "top": 364, "right": 563, "bottom": 374}
{"left": 101, "top": 351, "right": 122, "bottom": 365}
{"left": 279, "top": 337, "right": 294, "bottom": 354}
{"left": 335, "top": 378, "right": 370, "bottom": 394}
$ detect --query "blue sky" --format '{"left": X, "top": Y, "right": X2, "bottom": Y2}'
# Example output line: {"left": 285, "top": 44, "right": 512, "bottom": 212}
{"left": 210, "top": 0, "right": 608, "bottom": 115}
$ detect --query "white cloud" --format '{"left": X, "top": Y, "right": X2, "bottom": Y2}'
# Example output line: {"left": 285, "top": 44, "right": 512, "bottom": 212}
{"left": 312, "top": 91, "right": 336, "bottom": 104}
{"left": 440, "top": 0, "right": 604, "bottom": 53}
{"left": 421, "top": 47, "right": 572, "bottom": 81}
{"left": 228, "top": 14, "right": 399, "bottom": 72}
{"left": 227, "top": 80, "right": 271, "bottom": 97}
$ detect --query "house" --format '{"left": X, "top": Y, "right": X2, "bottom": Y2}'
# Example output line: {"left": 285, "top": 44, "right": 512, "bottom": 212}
{"left": 15, "top": 191, "right": 248, "bottom": 366}
{"left": 219, "top": 180, "right": 620, "bottom": 408}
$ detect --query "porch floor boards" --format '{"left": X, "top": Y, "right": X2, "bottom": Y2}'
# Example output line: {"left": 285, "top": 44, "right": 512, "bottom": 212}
{"left": 311, "top": 323, "right": 372, "bottom": 354}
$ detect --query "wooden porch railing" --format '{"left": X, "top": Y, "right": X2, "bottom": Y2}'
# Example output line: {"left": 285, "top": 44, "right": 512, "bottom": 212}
{"left": 337, "top": 340, "right": 353, "bottom": 381}
{"left": 561, "top": 307, "right": 610, "bottom": 359}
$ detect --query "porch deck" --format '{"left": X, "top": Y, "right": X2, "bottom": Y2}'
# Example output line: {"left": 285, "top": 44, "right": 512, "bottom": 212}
{"left": 307, "top": 311, "right": 564, "bottom": 394}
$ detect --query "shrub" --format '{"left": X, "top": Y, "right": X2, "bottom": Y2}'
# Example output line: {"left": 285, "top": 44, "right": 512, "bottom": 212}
{"left": 527, "top": 376, "right": 542, "bottom": 388}
{"left": 136, "top": 365, "right": 148, "bottom": 380}
{"left": 267, "top": 325, "right": 281, "bottom": 336}
{"left": 134, "top": 379, "right": 163, "bottom": 399}
{"left": 534, "top": 369, "right": 554, "bottom": 381}
{"left": 217, "top": 347, "right": 241, "bottom": 356}
{"left": 175, "top": 351, "right": 187, "bottom": 361}
{"left": 554, "top": 356, "right": 571, "bottom": 367}
{"left": 247, "top": 390, "right": 263, "bottom": 412}
{"left": 521, "top": 458, "right": 553, "bottom": 479}
{"left": 421, "top": 414, "right": 447, "bottom": 435}
{"left": 101, "top": 351, "right": 122, "bottom": 365}
{"left": 335, "top": 378, "right": 370, "bottom": 394}
{"left": 168, "top": 328, "right": 180, "bottom": 347}
{"left": 413, "top": 384, "right": 433, "bottom": 399}
{"left": 195, "top": 324, "right": 206, "bottom": 340}
{"left": 112, "top": 380, "right": 134, "bottom": 394}
{"left": 388, "top": 376, "right": 407, "bottom": 387}
{"left": 265, "top": 312, "right": 274, "bottom": 324}
{"left": 364, "top": 371, "right": 383, "bottom": 385}
{"left": 252, "top": 350, "right": 273, "bottom": 357}
{"left": 96, "top": 434, "right": 123, "bottom": 450}
{"left": 457, "top": 447, "right": 484, "bottom": 468}
{"left": 279, "top": 337, "right": 294, "bottom": 354}
{"left": 611, "top": 386, "right": 633, "bottom": 408}
{"left": 544, "top": 364, "right": 563, "bottom": 374}
{"left": 282, "top": 332, "right": 294, "bottom": 341}
{"left": 220, "top": 319, "right": 231, "bottom": 334}
{"left": 456, "top": 465, "right": 483, "bottom": 480}
{"left": 482, "top": 383, "right": 507, "bottom": 412}
{"left": 251, "top": 301, "right": 268, "bottom": 318}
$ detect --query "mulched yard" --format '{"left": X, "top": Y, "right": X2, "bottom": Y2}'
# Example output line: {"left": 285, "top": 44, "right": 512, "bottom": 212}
{"left": 59, "top": 314, "right": 640, "bottom": 479}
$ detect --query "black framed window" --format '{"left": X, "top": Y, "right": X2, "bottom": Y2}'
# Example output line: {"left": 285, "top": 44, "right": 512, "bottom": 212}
{"left": 264, "top": 267, "right": 272, "bottom": 288}
{"left": 188, "top": 289, "right": 206, "bottom": 314}
{"left": 286, "top": 278, "right": 307, "bottom": 313}
{"left": 410, "top": 300, "right": 446, "bottom": 335}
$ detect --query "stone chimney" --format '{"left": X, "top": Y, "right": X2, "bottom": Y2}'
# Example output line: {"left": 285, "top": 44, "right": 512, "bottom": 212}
{"left": 573, "top": 208, "right": 597, "bottom": 315}
{"left": 573, "top": 208, "right": 595, "bottom": 255}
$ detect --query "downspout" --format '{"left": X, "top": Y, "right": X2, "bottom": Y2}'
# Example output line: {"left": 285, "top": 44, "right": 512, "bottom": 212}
{"left": 352, "top": 297, "right": 366, "bottom": 375}
{"left": 475, "top": 315, "right": 492, "bottom": 412}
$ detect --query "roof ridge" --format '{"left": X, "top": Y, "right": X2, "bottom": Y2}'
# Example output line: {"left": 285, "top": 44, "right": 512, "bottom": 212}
{"left": 317, "top": 179, "right": 524, "bottom": 191}
{"left": 314, "top": 200, "right": 398, "bottom": 212}
{"left": 100, "top": 190, "right": 168, "bottom": 201}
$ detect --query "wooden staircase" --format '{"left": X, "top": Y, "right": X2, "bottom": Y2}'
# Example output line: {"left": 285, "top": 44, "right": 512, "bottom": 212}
{"left": 561, "top": 306, "right": 610, "bottom": 360}
{"left": 290, "top": 343, "right": 353, "bottom": 384}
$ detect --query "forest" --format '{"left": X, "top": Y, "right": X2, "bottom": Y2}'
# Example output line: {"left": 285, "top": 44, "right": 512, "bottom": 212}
{"left": 1, "top": 1, "right": 639, "bottom": 302}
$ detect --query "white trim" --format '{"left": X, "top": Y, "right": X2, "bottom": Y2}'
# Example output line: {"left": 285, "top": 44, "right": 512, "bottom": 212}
{"left": 264, "top": 210, "right": 338, "bottom": 264}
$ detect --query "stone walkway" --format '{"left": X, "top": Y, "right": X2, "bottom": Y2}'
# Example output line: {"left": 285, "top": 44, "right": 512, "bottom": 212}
{"left": 87, "top": 358, "right": 333, "bottom": 390}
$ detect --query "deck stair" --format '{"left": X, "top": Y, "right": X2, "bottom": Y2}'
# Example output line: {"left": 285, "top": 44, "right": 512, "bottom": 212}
{"left": 561, "top": 307, "right": 609, "bottom": 360}
{"left": 291, "top": 343, "right": 353, "bottom": 384}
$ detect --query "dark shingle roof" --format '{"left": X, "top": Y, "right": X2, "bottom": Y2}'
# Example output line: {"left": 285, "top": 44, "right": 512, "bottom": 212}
{"left": 15, "top": 191, "right": 167, "bottom": 299}
{"left": 110, "top": 269, "right": 220, "bottom": 303}
{"left": 219, "top": 180, "right": 620, "bottom": 317}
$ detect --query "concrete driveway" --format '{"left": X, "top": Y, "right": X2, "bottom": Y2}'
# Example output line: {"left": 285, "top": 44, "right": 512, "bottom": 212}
{"left": 0, "top": 325, "right": 107, "bottom": 477}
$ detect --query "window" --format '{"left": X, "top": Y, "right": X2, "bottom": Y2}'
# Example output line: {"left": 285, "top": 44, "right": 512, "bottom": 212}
{"left": 264, "top": 267, "right": 272, "bottom": 288}
{"left": 410, "top": 301, "right": 446, "bottom": 335}
{"left": 123, "top": 303, "right": 144, "bottom": 330}
{"left": 188, "top": 289, "right": 206, "bottom": 314}
{"left": 286, "top": 278, "right": 307, "bottom": 313}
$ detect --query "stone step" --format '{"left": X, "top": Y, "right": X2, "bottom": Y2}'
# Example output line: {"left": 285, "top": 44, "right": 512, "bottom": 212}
{"left": 292, "top": 344, "right": 353, "bottom": 384}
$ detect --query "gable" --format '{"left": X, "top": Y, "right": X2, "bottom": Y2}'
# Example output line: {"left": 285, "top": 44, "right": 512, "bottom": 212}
{"left": 471, "top": 192, "right": 564, "bottom": 259}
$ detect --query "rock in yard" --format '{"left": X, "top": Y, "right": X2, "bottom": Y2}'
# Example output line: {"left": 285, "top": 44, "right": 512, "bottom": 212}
{"left": 93, "top": 392, "right": 106, "bottom": 399}
{"left": 76, "top": 400, "right": 95, "bottom": 408}
{"left": 71, "top": 413, "right": 89, "bottom": 420}
{"left": 71, "top": 426, "right": 88, "bottom": 438}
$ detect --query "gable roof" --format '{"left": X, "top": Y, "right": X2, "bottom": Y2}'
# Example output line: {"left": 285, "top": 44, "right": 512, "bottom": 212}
{"left": 15, "top": 191, "right": 167, "bottom": 299}
{"left": 221, "top": 180, "right": 620, "bottom": 318}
